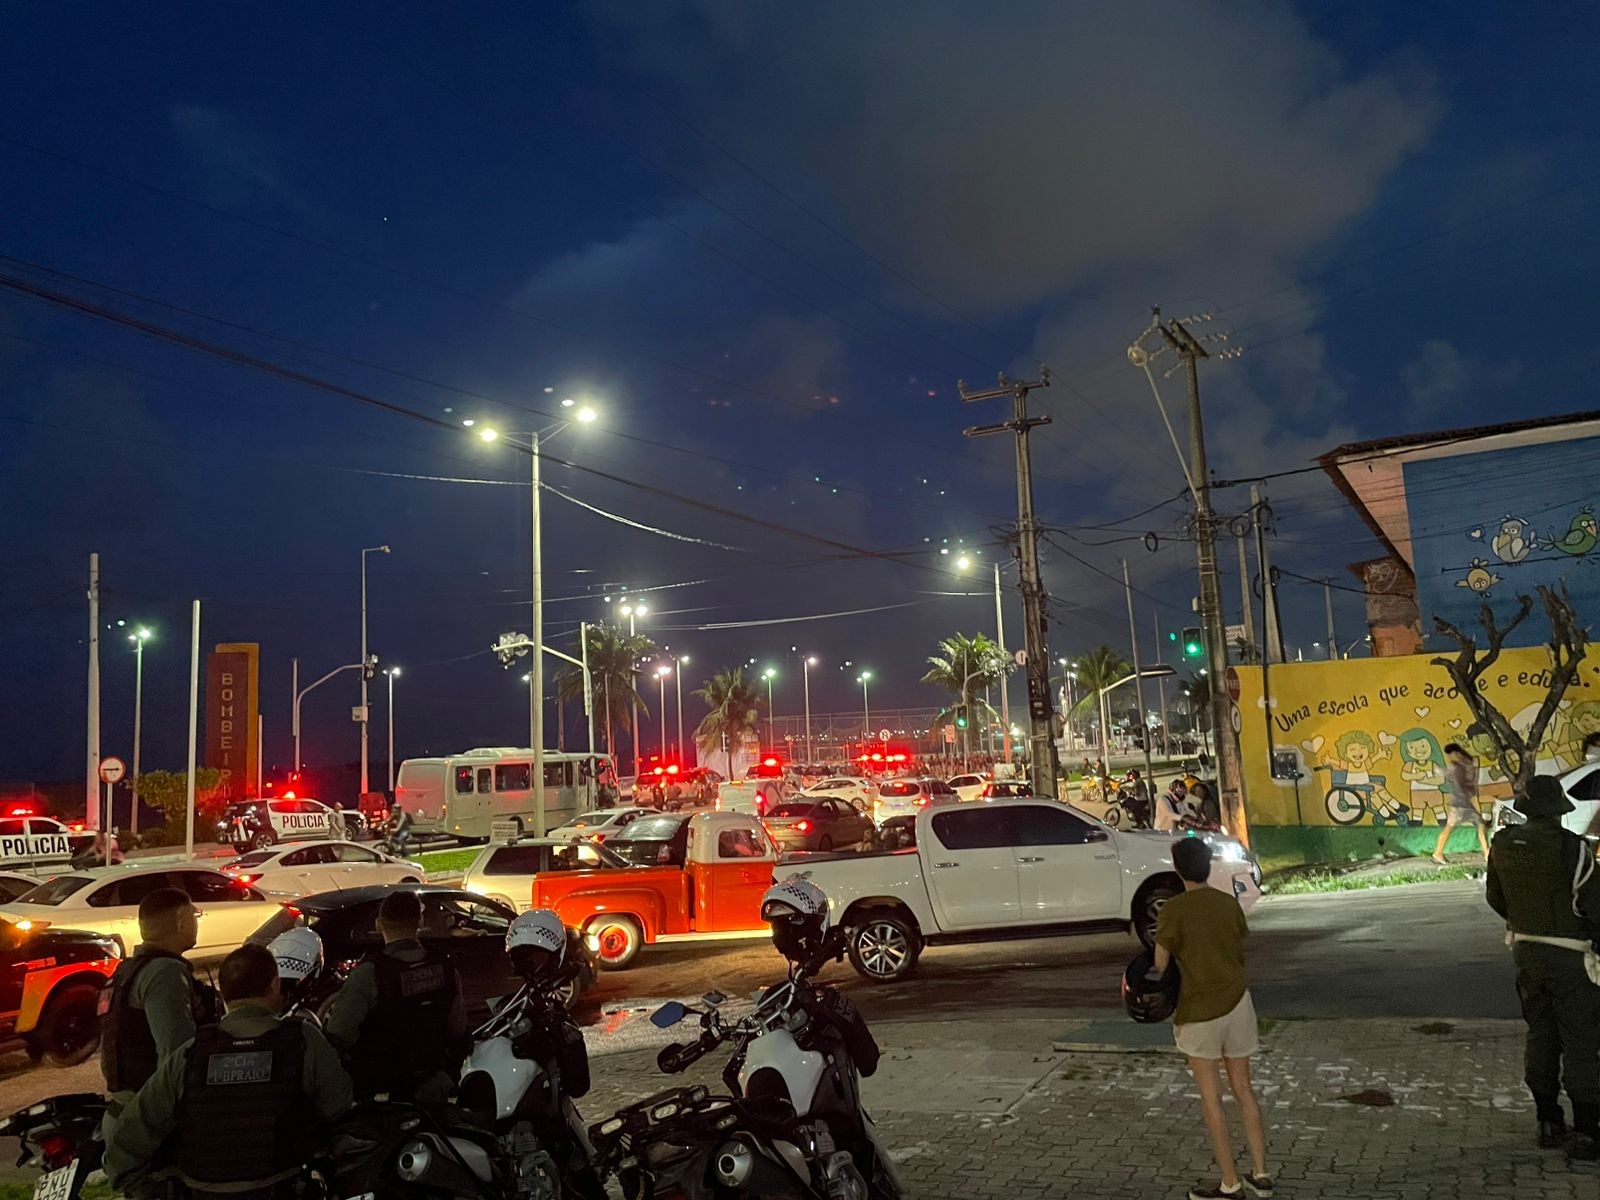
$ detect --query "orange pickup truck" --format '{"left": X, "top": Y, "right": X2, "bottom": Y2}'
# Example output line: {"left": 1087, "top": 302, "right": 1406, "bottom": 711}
{"left": 534, "top": 811, "right": 786, "bottom": 969}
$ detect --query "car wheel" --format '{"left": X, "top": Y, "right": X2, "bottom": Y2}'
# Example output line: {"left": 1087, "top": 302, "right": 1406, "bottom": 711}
{"left": 552, "top": 972, "right": 584, "bottom": 1011}
{"left": 37, "top": 981, "right": 104, "bottom": 1067}
{"left": 848, "top": 911, "right": 919, "bottom": 983}
{"left": 250, "top": 829, "right": 277, "bottom": 851}
{"left": 818, "top": 835, "right": 833, "bottom": 852}
{"left": 1133, "top": 878, "right": 1184, "bottom": 948}
{"left": 588, "top": 916, "right": 643, "bottom": 970}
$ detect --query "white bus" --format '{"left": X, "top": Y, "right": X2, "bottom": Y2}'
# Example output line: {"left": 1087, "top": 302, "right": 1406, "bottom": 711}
{"left": 394, "top": 748, "right": 620, "bottom": 842}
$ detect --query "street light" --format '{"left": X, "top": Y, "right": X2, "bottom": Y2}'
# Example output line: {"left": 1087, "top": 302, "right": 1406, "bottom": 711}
{"left": 858, "top": 671, "right": 873, "bottom": 753}
{"left": 762, "top": 668, "right": 777, "bottom": 751}
{"left": 359, "top": 544, "right": 391, "bottom": 799}
{"left": 655, "top": 664, "right": 672, "bottom": 759}
{"left": 801, "top": 655, "right": 817, "bottom": 764}
{"left": 662, "top": 653, "right": 690, "bottom": 764}
{"left": 619, "top": 601, "right": 647, "bottom": 777}
{"left": 384, "top": 667, "right": 401, "bottom": 795}
{"left": 127, "top": 627, "right": 153, "bottom": 837}
{"left": 956, "top": 553, "right": 1014, "bottom": 764}
{"left": 475, "top": 404, "right": 602, "bottom": 832}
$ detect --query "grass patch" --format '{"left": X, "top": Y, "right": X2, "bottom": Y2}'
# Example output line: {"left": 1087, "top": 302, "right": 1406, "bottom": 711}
{"left": 418, "top": 847, "right": 479, "bottom": 875}
{"left": 1268, "top": 863, "right": 1481, "bottom": 894}
{"left": 0, "top": 1183, "right": 114, "bottom": 1200}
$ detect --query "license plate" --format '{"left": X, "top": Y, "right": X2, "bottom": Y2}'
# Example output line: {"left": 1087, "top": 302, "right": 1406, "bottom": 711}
{"left": 33, "top": 1161, "right": 79, "bottom": 1200}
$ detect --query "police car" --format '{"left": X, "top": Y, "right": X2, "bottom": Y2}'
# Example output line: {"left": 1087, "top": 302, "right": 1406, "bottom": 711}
{"left": 215, "top": 796, "right": 363, "bottom": 850}
{"left": 0, "top": 817, "right": 92, "bottom": 870}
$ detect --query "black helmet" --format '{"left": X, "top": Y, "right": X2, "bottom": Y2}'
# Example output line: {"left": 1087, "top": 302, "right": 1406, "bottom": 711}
{"left": 1122, "top": 947, "right": 1180, "bottom": 1024}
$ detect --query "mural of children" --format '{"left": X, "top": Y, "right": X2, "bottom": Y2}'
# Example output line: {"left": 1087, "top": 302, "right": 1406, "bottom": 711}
{"left": 1321, "top": 730, "right": 1408, "bottom": 825}
{"left": 1552, "top": 700, "right": 1600, "bottom": 770}
{"left": 1396, "top": 727, "right": 1448, "bottom": 824}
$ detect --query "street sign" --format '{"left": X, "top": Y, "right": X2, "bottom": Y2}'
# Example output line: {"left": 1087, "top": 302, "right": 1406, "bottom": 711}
{"left": 943, "top": 725, "right": 956, "bottom": 744}
{"left": 351, "top": 705, "right": 369, "bottom": 723}
{"left": 878, "top": 728, "right": 891, "bottom": 741}
{"left": 1224, "top": 667, "right": 1241, "bottom": 703}
{"left": 1230, "top": 704, "right": 1242, "bottom": 733}
{"left": 1013, "top": 649, "right": 1028, "bottom": 666}
{"left": 98, "top": 756, "right": 126, "bottom": 784}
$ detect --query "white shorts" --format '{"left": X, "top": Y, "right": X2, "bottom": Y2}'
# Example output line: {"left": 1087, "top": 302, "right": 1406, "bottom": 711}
{"left": 1174, "top": 991, "right": 1259, "bottom": 1060}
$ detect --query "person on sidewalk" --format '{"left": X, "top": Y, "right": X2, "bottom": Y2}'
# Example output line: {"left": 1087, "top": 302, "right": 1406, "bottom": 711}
{"left": 1435, "top": 741, "right": 1490, "bottom": 864}
{"left": 1485, "top": 774, "right": 1600, "bottom": 1160}
{"left": 1154, "top": 837, "right": 1272, "bottom": 1200}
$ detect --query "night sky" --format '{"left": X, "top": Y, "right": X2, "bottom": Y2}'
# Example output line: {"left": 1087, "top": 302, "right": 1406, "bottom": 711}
{"left": 3, "top": 3, "right": 1597, "bottom": 786}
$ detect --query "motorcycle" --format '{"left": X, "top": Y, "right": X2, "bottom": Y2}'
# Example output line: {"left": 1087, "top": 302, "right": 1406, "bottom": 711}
{"left": 625, "top": 935, "right": 900, "bottom": 1200}
{"left": 0, "top": 1093, "right": 106, "bottom": 1200}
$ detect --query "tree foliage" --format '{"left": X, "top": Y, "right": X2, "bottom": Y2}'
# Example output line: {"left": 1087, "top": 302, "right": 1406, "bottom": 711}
{"left": 1430, "top": 583, "right": 1589, "bottom": 792}
{"left": 694, "top": 667, "right": 764, "bottom": 777}
{"left": 553, "top": 622, "right": 656, "bottom": 760}
{"left": 1068, "top": 644, "right": 1128, "bottom": 719}
{"left": 136, "top": 768, "right": 228, "bottom": 833}
{"left": 922, "top": 633, "right": 1010, "bottom": 730}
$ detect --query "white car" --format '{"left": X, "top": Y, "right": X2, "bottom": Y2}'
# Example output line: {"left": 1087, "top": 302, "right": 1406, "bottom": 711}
{"left": 946, "top": 773, "right": 990, "bottom": 803}
{"left": 802, "top": 776, "right": 878, "bottom": 807}
{"left": 1492, "top": 761, "right": 1600, "bottom": 840}
{"left": 0, "top": 863, "right": 280, "bottom": 957}
{"left": 546, "top": 807, "right": 651, "bottom": 844}
{"left": 216, "top": 796, "right": 355, "bottom": 849}
{"left": 462, "top": 837, "right": 631, "bottom": 912}
{"left": 872, "top": 776, "right": 960, "bottom": 825}
{"left": 220, "top": 840, "right": 426, "bottom": 896}
{"left": 0, "top": 871, "right": 44, "bottom": 903}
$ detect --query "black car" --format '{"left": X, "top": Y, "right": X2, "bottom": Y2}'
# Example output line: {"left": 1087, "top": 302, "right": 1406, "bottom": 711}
{"left": 606, "top": 813, "right": 691, "bottom": 866}
{"left": 248, "top": 885, "right": 595, "bottom": 1016}
{"left": 0, "top": 919, "right": 121, "bottom": 1066}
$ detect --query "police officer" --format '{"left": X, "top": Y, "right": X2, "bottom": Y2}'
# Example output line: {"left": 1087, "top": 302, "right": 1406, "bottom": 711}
{"left": 104, "top": 942, "right": 353, "bottom": 1197}
{"left": 100, "top": 889, "right": 218, "bottom": 1118}
{"left": 323, "top": 889, "right": 468, "bottom": 1101}
{"left": 1486, "top": 774, "right": 1600, "bottom": 1160}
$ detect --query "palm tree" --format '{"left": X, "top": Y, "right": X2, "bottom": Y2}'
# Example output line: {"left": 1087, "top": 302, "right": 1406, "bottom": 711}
{"left": 1069, "top": 644, "right": 1129, "bottom": 761}
{"left": 694, "top": 667, "right": 764, "bottom": 778}
{"left": 553, "top": 623, "right": 655, "bottom": 763}
{"left": 923, "top": 632, "right": 1010, "bottom": 760}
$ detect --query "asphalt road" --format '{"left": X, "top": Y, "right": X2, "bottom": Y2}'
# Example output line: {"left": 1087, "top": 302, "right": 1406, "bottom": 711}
{"left": 0, "top": 880, "right": 1513, "bottom": 1119}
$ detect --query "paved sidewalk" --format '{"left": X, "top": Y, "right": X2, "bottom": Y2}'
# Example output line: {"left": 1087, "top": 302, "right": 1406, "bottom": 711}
{"left": 582, "top": 1015, "right": 1597, "bottom": 1199}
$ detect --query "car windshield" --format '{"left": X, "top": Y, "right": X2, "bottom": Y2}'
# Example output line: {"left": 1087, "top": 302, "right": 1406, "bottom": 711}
{"left": 767, "top": 803, "right": 819, "bottom": 818}
{"left": 228, "top": 851, "right": 277, "bottom": 868}
{"left": 607, "top": 815, "right": 684, "bottom": 865}
{"left": 14, "top": 875, "right": 96, "bottom": 906}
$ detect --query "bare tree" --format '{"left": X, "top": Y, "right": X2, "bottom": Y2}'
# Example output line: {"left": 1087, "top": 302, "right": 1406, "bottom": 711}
{"left": 1430, "top": 583, "right": 1589, "bottom": 792}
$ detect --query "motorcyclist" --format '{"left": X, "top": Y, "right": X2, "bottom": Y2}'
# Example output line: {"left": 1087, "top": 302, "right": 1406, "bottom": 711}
{"left": 323, "top": 889, "right": 468, "bottom": 1102}
{"left": 100, "top": 889, "right": 220, "bottom": 1122}
{"left": 1154, "top": 779, "right": 1194, "bottom": 833}
{"left": 104, "top": 942, "right": 352, "bottom": 1197}
{"left": 382, "top": 801, "right": 414, "bottom": 855}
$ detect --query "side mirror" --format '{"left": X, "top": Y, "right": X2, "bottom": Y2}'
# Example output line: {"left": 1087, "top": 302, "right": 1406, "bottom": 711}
{"left": 702, "top": 991, "right": 726, "bottom": 1008}
{"left": 650, "top": 1001, "right": 688, "bottom": 1028}
{"left": 1086, "top": 827, "right": 1110, "bottom": 843}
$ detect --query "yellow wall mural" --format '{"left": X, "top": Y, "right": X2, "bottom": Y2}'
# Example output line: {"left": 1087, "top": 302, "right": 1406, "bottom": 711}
{"left": 1232, "top": 646, "right": 1600, "bottom": 842}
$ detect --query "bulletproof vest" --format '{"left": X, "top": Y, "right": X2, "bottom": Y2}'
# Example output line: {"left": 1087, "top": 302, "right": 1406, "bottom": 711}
{"left": 349, "top": 947, "right": 457, "bottom": 1095}
{"left": 1491, "top": 820, "right": 1593, "bottom": 938}
{"left": 98, "top": 949, "right": 201, "bottom": 1093}
{"left": 177, "top": 1020, "right": 311, "bottom": 1191}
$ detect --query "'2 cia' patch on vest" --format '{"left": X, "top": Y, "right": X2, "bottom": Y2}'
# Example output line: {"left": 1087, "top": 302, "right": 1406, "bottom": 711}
{"left": 398, "top": 962, "right": 446, "bottom": 997}
{"left": 205, "top": 1051, "right": 274, "bottom": 1085}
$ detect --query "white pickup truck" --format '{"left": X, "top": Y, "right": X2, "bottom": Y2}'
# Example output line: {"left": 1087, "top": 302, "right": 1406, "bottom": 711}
{"left": 715, "top": 760, "right": 795, "bottom": 816}
{"left": 787, "top": 799, "right": 1188, "bottom": 982}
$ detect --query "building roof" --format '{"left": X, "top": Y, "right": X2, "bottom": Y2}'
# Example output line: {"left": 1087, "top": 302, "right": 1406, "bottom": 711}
{"left": 1318, "top": 409, "right": 1600, "bottom": 464}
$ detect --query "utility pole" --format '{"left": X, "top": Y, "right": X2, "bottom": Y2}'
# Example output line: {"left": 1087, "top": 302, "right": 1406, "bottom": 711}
{"left": 1153, "top": 613, "right": 1171, "bottom": 756}
{"left": 994, "top": 561, "right": 1013, "bottom": 763}
{"left": 959, "top": 371, "right": 1058, "bottom": 798}
{"left": 1323, "top": 580, "right": 1337, "bottom": 660}
{"left": 86, "top": 552, "right": 100, "bottom": 831}
{"left": 1251, "top": 485, "right": 1285, "bottom": 663}
{"left": 1159, "top": 317, "right": 1246, "bottom": 834}
{"left": 1122, "top": 561, "right": 1156, "bottom": 789}
{"left": 1237, "top": 538, "right": 1256, "bottom": 664}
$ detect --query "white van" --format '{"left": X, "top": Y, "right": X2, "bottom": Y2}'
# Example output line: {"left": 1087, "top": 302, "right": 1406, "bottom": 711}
{"left": 395, "top": 748, "right": 619, "bottom": 842}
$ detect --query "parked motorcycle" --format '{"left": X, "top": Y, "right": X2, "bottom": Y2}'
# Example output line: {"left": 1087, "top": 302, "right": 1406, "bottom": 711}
{"left": 0, "top": 1093, "right": 106, "bottom": 1200}
{"left": 629, "top": 933, "right": 900, "bottom": 1200}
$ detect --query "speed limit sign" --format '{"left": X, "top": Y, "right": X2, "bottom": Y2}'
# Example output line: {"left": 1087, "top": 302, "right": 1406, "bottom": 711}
{"left": 98, "top": 756, "right": 126, "bottom": 784}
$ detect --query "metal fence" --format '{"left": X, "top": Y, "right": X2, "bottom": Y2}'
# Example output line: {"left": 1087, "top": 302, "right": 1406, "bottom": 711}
{"left": 757, "top": 708, "right": 1012, "bottom": 760}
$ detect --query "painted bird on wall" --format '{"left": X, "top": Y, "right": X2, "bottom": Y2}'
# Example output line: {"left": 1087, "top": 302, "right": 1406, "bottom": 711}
{"left": 1544, "top": 506, "right": 1599, "bottom": 557}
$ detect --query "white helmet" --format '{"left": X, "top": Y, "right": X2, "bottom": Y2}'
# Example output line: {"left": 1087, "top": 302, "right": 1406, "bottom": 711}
{"left": 760, "top": 877, "right": 829, "bottom": 962}
{"left": 506, "top": 909, "right": 567, "bottom": 983}
{"left": 269, "top": 926, "right": 324, "bottom": 984}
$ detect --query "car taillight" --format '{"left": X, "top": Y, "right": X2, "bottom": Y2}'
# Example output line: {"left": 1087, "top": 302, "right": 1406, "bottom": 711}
{"left": 755, "top": 791, "right": 767, "bottom": 815}
{"left": 795, "top": 820, "right": 812, "bottom": 833}
{"left": 914, "top": 796, "right": 928, "bottom": 807}
{"left": 592, "top": 833, "right": 606, "bottom": 842}
{"left": 233, "top": 874, "right": 261, "bottom": 886}
{"left": 14, "top": 920, "right": 47, "bottom": 933}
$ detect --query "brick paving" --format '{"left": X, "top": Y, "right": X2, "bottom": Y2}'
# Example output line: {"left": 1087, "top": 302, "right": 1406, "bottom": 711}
{"left": 583, "top": 1017, "right": 1600, "bottom": 1199}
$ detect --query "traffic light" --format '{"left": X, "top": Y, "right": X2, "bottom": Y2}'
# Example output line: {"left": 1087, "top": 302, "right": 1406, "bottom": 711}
{"left": 954, "top": 707, "right": 969, "bottom": 730}
{"left": 1181, "top": 627, "right": 1204, "bottom": 659}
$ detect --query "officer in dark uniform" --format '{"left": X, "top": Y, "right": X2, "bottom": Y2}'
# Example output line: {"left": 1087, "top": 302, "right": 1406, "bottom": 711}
{"left": 99, "top": 889, "right": 218, "bottom": 1119}
{"left": 1486, "top": 774, "right": 1600, "bottom": 1160}
{"left": 324, "top": 888, "right": 468, "bottom": 1101}
{"left": 104, "top": 942, "right": 353, "bottom": 1197}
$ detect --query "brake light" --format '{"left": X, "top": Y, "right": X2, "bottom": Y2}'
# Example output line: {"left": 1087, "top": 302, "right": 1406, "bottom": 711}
{"left": 666, "top": 764, "right": 679, "bottom": 775}
{"left": 914, "top": 796, "right": 928, "bottom": 807}
{"left": 281, "top": 903, "right": 301, "bottom": 919}
{"left": 282, "top": 790, "right": 296, "bottom": 799}
{"left": 232, "top": 873, "right": 262, "bottom": 886}
{"left": 592, "top": 833, "right": 606, "bottom": 843}
{"left": 762, "top": 757, "right": 778, "bottom": 768}
{"left": 39, "top": 1132, "right": 72, "bottom": 1169}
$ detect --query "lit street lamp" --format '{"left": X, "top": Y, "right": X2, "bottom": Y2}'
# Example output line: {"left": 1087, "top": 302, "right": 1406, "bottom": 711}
{"left": 655, "top": 664, "right": 672, "bottom": 759}
{"left": 801, "top": 654, "right": 817, "bottom": 764}
{"left": 858, "top": 671, "right": 873, "bottom": 753}
{"left": 475, "top": 401, "right": 601, "bottom": 832}
{"left": 620, "top": 602, "right": 648, "bottom": 776}
{"left": 128, "top": 627, "right": 152, "bottom": 837}
{"left": 762, "top": 667, "right": 777, "bottom": 752}
{"left": 384, "top": 667, "right": 401, "bottom": 795}
{"left": 359, "top": 545, "right": 391, "bottom": 798}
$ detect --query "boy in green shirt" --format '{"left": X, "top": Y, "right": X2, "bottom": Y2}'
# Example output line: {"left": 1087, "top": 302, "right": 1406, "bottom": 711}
{"left": 1155, "top": 836, "right": 1272, "bottom": 1200}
